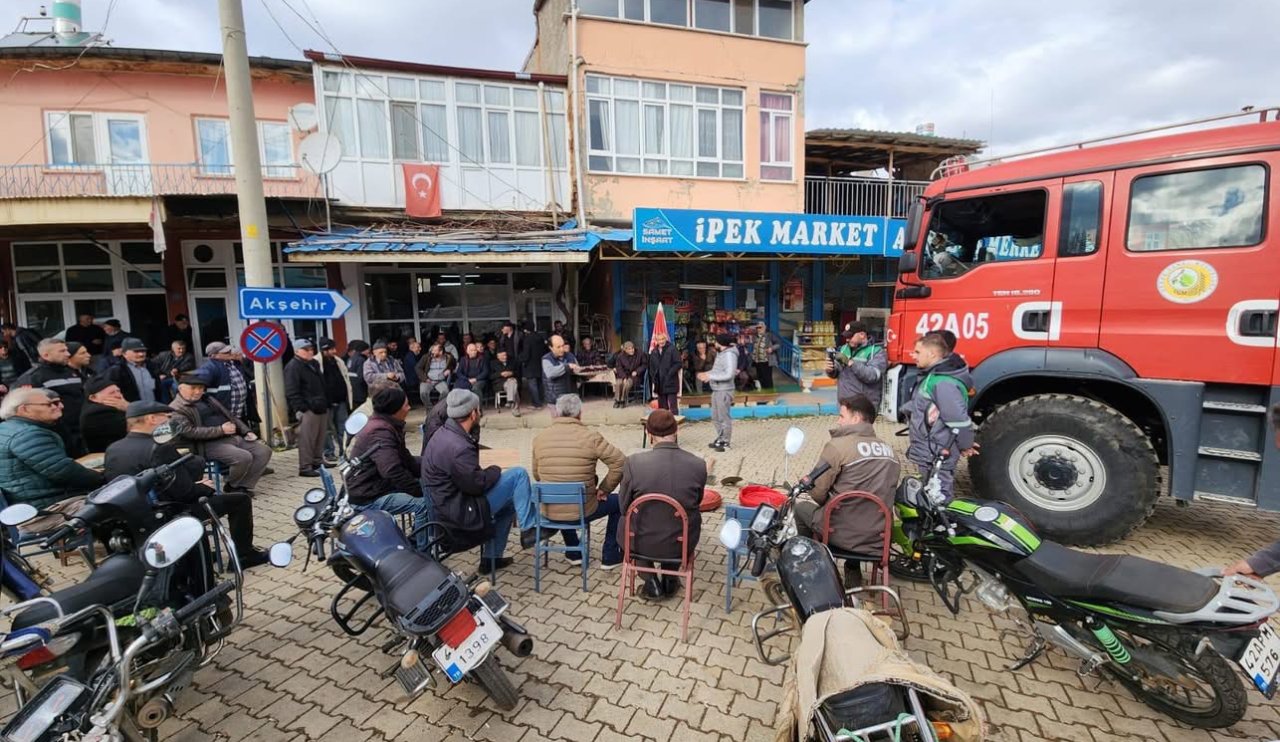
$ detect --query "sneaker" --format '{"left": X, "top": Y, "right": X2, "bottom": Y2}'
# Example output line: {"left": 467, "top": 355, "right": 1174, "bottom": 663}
{"left": 566, "top": 554, "right": 584, "bottom": 567}
{"left": 711, "top": 443, "right": 726, "bottom": 453}
{"left": 298, "top": 469, "right": 320, "bottom": 477}
{"left": 478, "top": 557, "right": 514, "bottom": 575}
{"left": 323, "top": 456, "right": 340, "bottom": 467}
{"left": 600, "top": 555, "right": 623, "bottom": 571}
{"left": 512, "top": 407, "right": 522, "bottom": 418}
{"left": 707, "top": 439, "right": 723, "bottom": 449}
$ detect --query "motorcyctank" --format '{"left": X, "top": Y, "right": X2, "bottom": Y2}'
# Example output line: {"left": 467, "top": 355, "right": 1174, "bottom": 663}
{"left": 776, "top": 536, "right": 846, "bottom": 622}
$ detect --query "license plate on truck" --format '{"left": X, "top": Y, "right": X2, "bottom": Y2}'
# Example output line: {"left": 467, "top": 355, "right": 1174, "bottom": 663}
{"left": 1239, "top": 621, "right": 1280, "bottom": 698}
{"left": 432, "top": 609, "right": 500, "bottom": 683}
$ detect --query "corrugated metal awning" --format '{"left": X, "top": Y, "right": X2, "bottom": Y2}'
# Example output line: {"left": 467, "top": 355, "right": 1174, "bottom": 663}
{"left": 284, "top": 225, "right": 633, "bottom": 264}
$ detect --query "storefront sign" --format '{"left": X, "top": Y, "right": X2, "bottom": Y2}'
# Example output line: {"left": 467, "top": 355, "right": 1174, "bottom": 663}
{"left": 634, "top": 208, "right": 908, "bottom": 256}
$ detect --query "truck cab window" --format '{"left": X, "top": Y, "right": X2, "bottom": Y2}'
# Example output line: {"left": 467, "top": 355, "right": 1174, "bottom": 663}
{"left": 920, "top": 190, "right": 1047, "bottom": 279}
{"left": 1060, "top": 181, "right": 1103, "bottom": 256}
{"left": 1127, "top": 164, "right": 1265, "bottom": 251}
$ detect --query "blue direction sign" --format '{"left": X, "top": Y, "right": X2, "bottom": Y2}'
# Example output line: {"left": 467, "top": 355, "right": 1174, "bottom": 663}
{"left": 238, "top": 287, "right": 352, "bottom": 320}
{"left": 239, "top": 321, "right": 287, "bottom": 364}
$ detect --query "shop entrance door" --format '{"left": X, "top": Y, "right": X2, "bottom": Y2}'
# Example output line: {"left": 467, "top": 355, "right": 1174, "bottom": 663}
{"left": 126, "top": 295, "right": 169, "bottom": 352}
{"left": 521, "top": 296, "right": 552, "bottom": 333}
{"left": 191, "top": 295, "right": 233, "bottom": 358}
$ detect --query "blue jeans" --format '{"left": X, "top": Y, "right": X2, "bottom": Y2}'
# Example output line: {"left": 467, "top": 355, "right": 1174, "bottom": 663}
{"left": 558, "top": 493, "right": 622, "bottom": 563}
{"left": 482, "top": 468, "right": 529, "bottom": 559}
{"left": 356, "top": 492, "right": 432, "bottom": 552}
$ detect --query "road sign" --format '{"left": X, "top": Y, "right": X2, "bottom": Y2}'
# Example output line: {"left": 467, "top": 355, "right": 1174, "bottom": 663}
{"left": 239, "top": 321, "right": 287, "bottom": 364}
{"left": 238, "top": 287, "right": 351, "bottom": 320}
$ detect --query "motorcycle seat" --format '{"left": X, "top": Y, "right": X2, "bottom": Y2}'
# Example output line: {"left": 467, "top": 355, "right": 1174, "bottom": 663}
{"left": 11, "top": 555, "right": 146, "bottom": 630}
{"left": 1012, "top": 541, "right": 1217, "bottom": 614}
{"left": 374, "top": 548, "right": 458, "bottom": 621}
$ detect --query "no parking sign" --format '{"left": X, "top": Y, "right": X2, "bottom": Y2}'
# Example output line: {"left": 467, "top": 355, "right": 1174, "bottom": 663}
{"left": 239, "top": 321, "right": 287, "bottom": 364}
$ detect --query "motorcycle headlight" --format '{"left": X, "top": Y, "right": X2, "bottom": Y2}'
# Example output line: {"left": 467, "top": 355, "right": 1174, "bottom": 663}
{"left": 294, "top": 506, "right": 319, "bottom": 527}
{"left": 750, "top": 505, "right": 777, "bottom": 534}
{"left": 303, "top": 488, "right": 327, "bottom": 505}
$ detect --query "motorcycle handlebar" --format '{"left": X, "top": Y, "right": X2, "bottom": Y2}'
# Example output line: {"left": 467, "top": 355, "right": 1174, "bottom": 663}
{"left": 173, "top": 580, "right": 235, "bottom": 625}
{"left": 39, "top": 520, "right": 81, "bottom": 549}
{"left": 750, "top": 548, "right": 768, "bottom": 578}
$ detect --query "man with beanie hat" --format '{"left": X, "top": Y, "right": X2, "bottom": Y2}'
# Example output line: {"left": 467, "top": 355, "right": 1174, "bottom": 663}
{"left": 347, "top": 386, "right": 434, "bottom": 551}
{"left": 699, "top": 333, "right": 738, "bottom": 453}
{"left": 618, "top": 409, "right": 705, "bottom": 599}
{"left": 15, "top": 338, "right": 87, "bottom": 456}
{"left": 422, "top": 389, "right": 530, "bottom": 575}
{"left": 170, "top": 371, "right": 272, "bottom": 493}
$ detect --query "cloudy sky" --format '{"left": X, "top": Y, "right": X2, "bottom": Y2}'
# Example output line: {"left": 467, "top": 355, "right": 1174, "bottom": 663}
{"left": 56, "top": 0, "right": 1279, "bottom": 155}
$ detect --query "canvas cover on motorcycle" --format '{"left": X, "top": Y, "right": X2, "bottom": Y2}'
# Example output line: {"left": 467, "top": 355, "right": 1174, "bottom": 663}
{"left": 774, "top": 608, "right": 985, "bottom": 742}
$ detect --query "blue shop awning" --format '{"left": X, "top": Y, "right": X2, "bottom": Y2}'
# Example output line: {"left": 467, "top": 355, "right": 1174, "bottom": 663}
{"left": 284, "top": 225, "right": 633, "bottom": 264}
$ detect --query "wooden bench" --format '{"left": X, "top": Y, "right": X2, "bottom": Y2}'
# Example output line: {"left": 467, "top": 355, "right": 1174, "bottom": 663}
{"left": 745, "top": 392, "right": 781, "bottom": 406}
{"left": 683, "top": 393, "right": 751, "bottom": 408}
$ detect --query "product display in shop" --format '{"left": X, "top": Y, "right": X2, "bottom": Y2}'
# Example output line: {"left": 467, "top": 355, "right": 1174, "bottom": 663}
{"left": 794, "top": 320, "right": 837, "bottom": 379}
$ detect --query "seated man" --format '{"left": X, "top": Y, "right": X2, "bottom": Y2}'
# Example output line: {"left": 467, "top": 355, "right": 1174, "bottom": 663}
{"left": 793, "top": 394, "right": 901, "bottom": 588}
{"left": 80, "top": 377, "right": 129, "bottom": 454}
{"left": 0, "top": 388, "right": 104, "bottom": 531}
{"left": 613, "top": 341, "right": 644, "bottom": 408}
{"left": 104, "top": 401, "right": 268, "bottom": 568}
{"left": 489, "top": 349, "right": 521, "bottom": 417}
{"left": 169, "top": 371, "right": 272, "bottom": 494}
{"left": 529, "top": 394, "right": 624, "bottom": 568}
{"left": 617, "top": 410, "right": 705, "bottom": 599}
{"left": 346, "top": 386, "right": 431, "bottom": 551}
{"left": 454, "top": 343, "right": 490, "bottom": 399}
{"left": 576, "top": 337, "right": 605, "bottom": 369}
{"left": 422, "top": 390, "right": 530, "bottom": 575}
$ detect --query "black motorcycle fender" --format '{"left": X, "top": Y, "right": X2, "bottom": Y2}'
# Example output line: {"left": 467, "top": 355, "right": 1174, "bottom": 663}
{"left": 1207, "top": 628, "right": 1259, "bottom": 662}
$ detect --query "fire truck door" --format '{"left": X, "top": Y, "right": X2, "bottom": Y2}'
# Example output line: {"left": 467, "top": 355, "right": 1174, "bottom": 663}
{"left": 1048, "top": 175, "right": 1112, "bottom": 349}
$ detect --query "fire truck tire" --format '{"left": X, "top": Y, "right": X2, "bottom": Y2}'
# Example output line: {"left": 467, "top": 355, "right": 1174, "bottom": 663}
{"left": 972, "top": 393, "right": 1160, "bottom": 546}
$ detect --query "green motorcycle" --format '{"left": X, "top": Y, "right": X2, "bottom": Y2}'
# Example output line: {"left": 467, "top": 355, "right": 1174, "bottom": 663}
{"left": 891, "top": 432, "right": 1280, "bottom": 729}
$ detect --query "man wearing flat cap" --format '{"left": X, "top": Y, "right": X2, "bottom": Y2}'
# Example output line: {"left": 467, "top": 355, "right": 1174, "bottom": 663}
{"left": 106, "top": 337, "right": 159, "bottom": 403}
{"left": 617, "top": 410, "right": 705, "bottom": 599}
{"left": 104, "top": 400, "right": 268, "bottom": 568}
{"left": 170, "top": 370, "right": 272, "bottom": 494}
{"left": 285, "top": 339, "right": 329, "bottom": 477}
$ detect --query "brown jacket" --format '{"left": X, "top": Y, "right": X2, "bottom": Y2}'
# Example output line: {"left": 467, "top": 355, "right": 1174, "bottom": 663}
{"left": 531, "top": 417, "right": 625, "bottom": 520}
{"left": 168, "top": 394, "right": 251, "bottom": 443}
{"left": 808, "top": 423, "right": 901, "bottom": 555}
{"left": 616, "top": 442, "right": 705, "bottom": 562}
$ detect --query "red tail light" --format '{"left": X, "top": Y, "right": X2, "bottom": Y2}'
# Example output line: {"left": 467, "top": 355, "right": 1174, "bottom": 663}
{"left": 437, "top": 609, "right": 477, "bottom": 649}
{"left": 17, "top": 633, "right": 80, "bottom": 670}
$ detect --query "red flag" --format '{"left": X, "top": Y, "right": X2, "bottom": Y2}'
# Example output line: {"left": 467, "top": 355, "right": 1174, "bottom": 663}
{"left": 649, "top": 302, "right": 669, "bottom": 352}
{"left": 403, "top": 163, "right": 442, "bottom": 217}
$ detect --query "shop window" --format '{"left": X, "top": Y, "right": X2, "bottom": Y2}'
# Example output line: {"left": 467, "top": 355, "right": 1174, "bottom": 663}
{"left": 73, "top": 298, "right": 114, "bottom": 321}
{"left": 126, "top": 271, "right": 165, "bottom": 290}
{"left": 417, "top": 273, "right": 465, "bottom": 320}
{"left": 513, "top": 272, "right": 553, "bottom": 293}
{"left": 465, "top": 274, "right": 512, "bottom": 319}
{"left": 120, "top": 242, "right": 161, "bottom": 265}
{"left": 13, "top": 244, "right": 57, "bottom": 267}
{"left": 187, "top": 269, "right": 228, "bottom": 289}
{"left": 367, "top": 274, "right": 414, "bottom": 321}
{"left": 1126, "top": 165, "right": 1265, "bottom": 252}
{"left": 62, "top": 242, "right": 110, "bottom": 265}
{"left": 282, "top": 267, "right": 327, "bottom": 288}
{"left": 17, "top": 269, "right": 62, "bottom": 293}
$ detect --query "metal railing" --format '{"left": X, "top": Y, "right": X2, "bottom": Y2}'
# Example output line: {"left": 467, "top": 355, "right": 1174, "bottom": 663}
{"left": 804, "top": 176, "right": 928, "bottom": 219}
{"left": 0, "top": 163, "right": 322, "bottom": 200}
{"left": 776, "top": 336, "right": 802, "bottom": 382}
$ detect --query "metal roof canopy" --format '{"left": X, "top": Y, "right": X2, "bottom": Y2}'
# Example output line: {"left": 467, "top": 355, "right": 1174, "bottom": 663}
{"left": 284, "top": 225, "right": 632, "bottom": 264}
{"left": 806, "top": 128, "right": 984, "bottom": 178}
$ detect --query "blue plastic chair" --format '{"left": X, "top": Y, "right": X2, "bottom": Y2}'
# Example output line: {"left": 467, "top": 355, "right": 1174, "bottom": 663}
{"left": 723, "top": 503, "right": 761, "bottom": 613}
{"left": 532, "top": 482, "right": 590, "bottom": 593}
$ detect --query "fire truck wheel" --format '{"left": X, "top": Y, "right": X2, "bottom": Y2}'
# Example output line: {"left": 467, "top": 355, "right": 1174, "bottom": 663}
{"left": 972, "top": 393, "right": 1160, "bottom": 546}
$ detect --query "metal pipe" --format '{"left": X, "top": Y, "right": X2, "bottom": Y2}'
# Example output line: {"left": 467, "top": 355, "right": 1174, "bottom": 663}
{"left": 569, "top": 0, "right": 588, "bottom": 229}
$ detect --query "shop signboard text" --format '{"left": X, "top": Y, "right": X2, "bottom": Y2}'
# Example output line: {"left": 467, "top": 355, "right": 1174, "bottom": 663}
{"left": 634, "top": 208, "right": 908, "bottom": 256}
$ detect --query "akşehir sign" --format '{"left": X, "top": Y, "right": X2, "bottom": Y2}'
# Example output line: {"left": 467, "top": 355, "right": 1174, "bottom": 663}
{"left": 634, "top": 207, "right": 908, "bottom": 256}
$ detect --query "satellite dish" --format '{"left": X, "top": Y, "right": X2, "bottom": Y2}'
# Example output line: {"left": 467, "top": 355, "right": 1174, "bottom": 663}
{"left": 299, "top": 132, "right": 342, "bottom": 175}
{"left": 289, "top": 103, "right": 319, "bottom": 133}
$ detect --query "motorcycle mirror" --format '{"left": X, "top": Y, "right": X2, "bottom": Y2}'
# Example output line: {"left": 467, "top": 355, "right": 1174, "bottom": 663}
{"left": 269, "top": 542, "right": 294, "bottom": 568}
{"left": 0, "top": 503, "right": 37, "bottom": 527}
{"left": 719, "top": 520, "right": 743, "bottom": 550}
{"left": 344, "top": 412, "right": 369, "bottom": 436}
{"left": 151, "top": 422, "right": 176, "bottom": 446}
{"left": 784, "top": 427, "right": 805, "bottom": 456}
{"left": 141, "top": 516, "right": 205, "bottom": 569}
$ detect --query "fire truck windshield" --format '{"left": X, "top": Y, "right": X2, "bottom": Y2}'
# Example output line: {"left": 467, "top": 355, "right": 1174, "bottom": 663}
{"left": 919, "top": 190, "right": 1047, "bottom": 279}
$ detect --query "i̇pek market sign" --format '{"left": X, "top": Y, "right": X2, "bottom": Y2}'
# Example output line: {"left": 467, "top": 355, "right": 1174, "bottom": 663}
{"left": 634, "top": 207, "right": 908, "bottom": 257}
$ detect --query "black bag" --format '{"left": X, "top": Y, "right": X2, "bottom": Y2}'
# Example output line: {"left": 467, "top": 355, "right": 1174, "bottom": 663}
{"left": 431, "top": 493, "right": 494, "bottom": 554}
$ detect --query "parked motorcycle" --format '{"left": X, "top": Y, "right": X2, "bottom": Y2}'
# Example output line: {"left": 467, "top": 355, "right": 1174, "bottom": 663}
{"left": 270, "top": 412, "right": 532, "bottom": 711}
{"left": 894, "top": 429, "right": 1280, "bottom": 729}
{"left": 720, "top": 428, "right": 983, "bottom": 742}
{"left": 0, "top": 513, "right": 240, "bottom": 742}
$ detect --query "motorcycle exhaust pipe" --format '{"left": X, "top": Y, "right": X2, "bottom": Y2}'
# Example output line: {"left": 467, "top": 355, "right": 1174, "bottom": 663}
{"left": 1035, "top": 621, "right": 1105, "bottom": 665}
{"left": 497, "top": 616, "right": 534, "bottom": 658}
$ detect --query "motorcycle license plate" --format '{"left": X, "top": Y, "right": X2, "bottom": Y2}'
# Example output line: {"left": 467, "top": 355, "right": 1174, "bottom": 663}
{"left": 432, "top": 609, "right": 500, "bottom": 684}
{"left": 1239, "top": 621, "right": 1280, "bottom": 698}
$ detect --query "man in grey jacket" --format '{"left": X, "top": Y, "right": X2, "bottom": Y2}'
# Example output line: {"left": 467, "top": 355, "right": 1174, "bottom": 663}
{"left": 698, "top": 333, "right": 738, "bottom": 453}
{"left": 904, "top": 333, "right": 976, "bottom": 500}
{"left": 825, "top": 322, "right": 887, "bottom": 409}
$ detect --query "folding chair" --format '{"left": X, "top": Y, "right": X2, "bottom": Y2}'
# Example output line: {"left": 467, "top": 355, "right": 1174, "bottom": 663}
{"left": 722, "top": 503, "right": 760, "bottom": 613}
{"left": 818, "top": 491, "right": 903, "bottom": 628}
{"left": 0, "top": 490, "right": 93, "bottom": 569}
{"left": 615, "top": 493, "right": 695, "bottom": 642}
{"left": 531, "top": 482, "right": 590, "bottom": 593}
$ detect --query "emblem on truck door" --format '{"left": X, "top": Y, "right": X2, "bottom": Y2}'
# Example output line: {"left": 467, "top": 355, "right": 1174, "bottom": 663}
{"left": 1157, "top": 260, "right": 1219, "bottom": 304}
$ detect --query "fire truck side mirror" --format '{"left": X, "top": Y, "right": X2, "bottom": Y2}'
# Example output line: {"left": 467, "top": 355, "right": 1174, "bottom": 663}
{"left": 902, "top": 200, "right": 925, "bottom": 257}
{"left": 897, "top": 252, "right": 918, "bottom": 274}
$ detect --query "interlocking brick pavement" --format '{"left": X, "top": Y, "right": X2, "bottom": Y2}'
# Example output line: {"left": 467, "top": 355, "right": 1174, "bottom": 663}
{"left": 7, "top": 409, "right": 1280, "bottom": 741}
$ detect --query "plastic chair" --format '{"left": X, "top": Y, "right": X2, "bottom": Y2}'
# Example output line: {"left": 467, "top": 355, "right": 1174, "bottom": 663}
{"left": 615, "top": 493, "right": 695, "bottom": 642}
{"left": 532, "top": 482, "right": 590, "bottom": 593}
{"left": 722, "top": 503, "right": 760, "bottom": 613}
{"left": 819, "top": 491, "right": 893, "bottom": 609}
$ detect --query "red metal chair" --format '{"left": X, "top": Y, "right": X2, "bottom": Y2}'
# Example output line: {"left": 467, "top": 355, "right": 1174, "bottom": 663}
{"left": 819, "top": 491, "right": 892, "bottom": 608}
{"left": 614, "top": 493, "right": 695, "bottom": 642}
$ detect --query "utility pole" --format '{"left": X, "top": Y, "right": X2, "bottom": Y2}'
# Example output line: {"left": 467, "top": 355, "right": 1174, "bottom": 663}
{"left": 218, "top": 0, "right": 287, "bottom": 442}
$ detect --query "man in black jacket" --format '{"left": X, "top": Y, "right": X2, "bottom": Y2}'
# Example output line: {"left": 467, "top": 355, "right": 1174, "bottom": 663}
{"left": 103, "top": 400, "right": 267, "bottom": 568}
{"left": 516, "top": 321, "right": 546, "bottom": 409}
{"left": 421, "top": 390, "right": 529, "bottom": 574}
{"left": 285, "top": 338, "right": 328, "bottom": 476}
{"left": 647, "top": 333, "right": 681, "bottom": 414}
{"left": 1, "top": 323, "right": 41, "bottom": 376}
{"left": 80, "top": 377, "right": 129, "bottom": 454}
{"left": 65, "top": 314, "right": 106, "bottom": 357}
{"left": 347, "top": 387, "right": 432, "bottom": 551}
{"left": 319, "top": 338, "right": 352, "bottom": 459}
{"left": 345, "top": 340, "right": 371, "bottom": 408}
{"left": 106, "top": 338, "right": 159, "bottom": 403}
{"left": 15, "top": 338, "right": 87, "bottom": 456}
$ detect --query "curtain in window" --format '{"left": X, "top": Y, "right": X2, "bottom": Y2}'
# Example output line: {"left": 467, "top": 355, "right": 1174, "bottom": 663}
{"left": 643, "top": 104, "right": 665, "bottom": 155}
{"left": 326, "top": 97, "right": 356, "bottom": 159}
{"left": 773, "top": 114, "right": 791, "bottom": 162}
{"left": 260, "top": 122, "right": 293, "bottom": 177}
{"left": 721, "top": 108, "right": 743, "bottom": 162}
{"left": 198, "top": 120, "right": 232, "bottom": 175}
{"left": 487, "top": 111, "right": 511, "bottom": 164}
{"left": 614, "top": 100, "right": 641, "bottom": 155}
{"left": 514, "top": 111, "right": 541, "bottom": 166}
{"left": 390, "top": 102, "right": 420, "bottom": 161}
{"left": 588, "top": 99, "right": 611, "bottom": 151}
{"left": 549, "top": 114, "right": 567, "bottom": 168}
{"left": 697, "top": 109, "right": 718, "bottom": 158}
{"left": 356, "top": 99, "right": 389, "bottom": 159}
{"left": 457, "top": 107, "right": 483, "bottom": 163}
{"left": 420, "top": 104, "right": 449, "bottom": 162}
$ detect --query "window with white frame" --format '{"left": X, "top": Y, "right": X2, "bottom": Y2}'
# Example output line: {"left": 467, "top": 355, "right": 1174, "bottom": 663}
{"left": 580, "top": 0, "right": 795, "bottom": 40}
{"left": 46, "top": 112, "right": 97, "bottom": 166}
{"left": 46, "top": 111, "right": 148, "bottom": 169}
{"left": 194, "top": 118, "right": 295, "bottom": 178}
{"left": 586, "top": 74, "right": 744, "bottom": 178}
{"left": 759, "top": 92, "right": 793, "bottom": 181}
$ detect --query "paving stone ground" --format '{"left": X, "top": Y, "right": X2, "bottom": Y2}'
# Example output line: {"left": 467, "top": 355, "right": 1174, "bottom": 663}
{"left": 8, "top": 406, "right": 1280, "bottom": 742}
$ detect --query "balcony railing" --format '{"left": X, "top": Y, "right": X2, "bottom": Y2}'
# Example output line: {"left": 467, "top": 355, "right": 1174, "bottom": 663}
{"left": 804, "top": 176, "right": 928, "bottom": 219}
{"left": 0, "top": 163, "right": 322, "bottom": 200}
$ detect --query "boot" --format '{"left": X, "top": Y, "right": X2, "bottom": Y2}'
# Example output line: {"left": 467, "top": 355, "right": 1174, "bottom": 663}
{"left": 641, "top": 574, "right": 668, "bottom": 600}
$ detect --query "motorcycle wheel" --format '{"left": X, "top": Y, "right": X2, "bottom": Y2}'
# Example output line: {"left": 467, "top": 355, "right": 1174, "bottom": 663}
{"left": 887, "top": 543, "right": 932, "bottom": 583}
{"left": 471, "top": 656, "right": 520, "bottom": 711}
{"left": 760, "top": 576, "right": 798, "bottom": 632}
{"left": 1070, "top": 622, "right": 1246, "bottom": 729}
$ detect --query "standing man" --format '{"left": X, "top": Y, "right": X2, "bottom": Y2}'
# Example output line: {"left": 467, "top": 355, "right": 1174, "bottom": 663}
{"left": 102, "top": 319, "right": 130, "bottom": 357}
{"left": 751, "top": 323, "right": 779, "bottom": 390}
{"left": 825, "top": 322, "right": 887, "bottom": 409}
{"left": 65, "top": 314, "right": 106, "bottom": 357}
{"left": 1, "top": 323, "right": 42, "bottom": 376}
{"left": 699, "top": 333, "right": 738, "bottom": 453}
{"left": 542, "top": 335, "right": 579, "bottom": 406}
{"left": 361, "top": 340, "right": 404, "bottom": 390}
{"left": 67, "top": 342, "right": 94, "bottom": 380}
{"left": 285, "top": 339, "right": 329, "bottom": 477}
{"left": 613, "top": 341, "right": 644, "bottom": 408}
{"left": 345, "top": 340, "right": 371, "bottom": 408}
{"left": 319, "top": 338, "right": 353, "bottom": 456}
{"left": 165, "top": 314, "right": 195, "bottom": 350}
{"left": 170, "top": 372, "right": 272, "bottom": 494}
{"left": 15, "top": 339, "right": 87, "bottom": 456}
{"left": 905, "top": 333, "right": 975, "bottom": 500}
{"left": 647, "top": 332, "right": 681, "bottom": 414}
{"left": 517, "top": 321, "right": 546, "bottom": 409}
{"left": 107, "top": 338, "right": 159, "bottom": 403}
{"left": 489, "top": 349, "right": 521, "bottom": 417}
{"left": 497, "top": 321, "right": 518, "bottom": 360}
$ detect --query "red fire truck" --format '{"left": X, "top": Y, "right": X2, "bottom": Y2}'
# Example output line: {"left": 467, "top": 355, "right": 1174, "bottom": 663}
{"left": 886, "top": 109, "right": 1280, "bottom": 545}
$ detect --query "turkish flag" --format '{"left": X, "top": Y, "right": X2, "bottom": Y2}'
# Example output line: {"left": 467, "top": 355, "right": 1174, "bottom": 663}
{"left": 403, "top": 163, "right": 442, "bottom": 217}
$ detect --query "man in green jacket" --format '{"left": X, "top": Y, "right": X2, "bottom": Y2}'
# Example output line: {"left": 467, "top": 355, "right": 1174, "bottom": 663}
{"left": 0, "top": 387, "right": 104, "bottom": 517}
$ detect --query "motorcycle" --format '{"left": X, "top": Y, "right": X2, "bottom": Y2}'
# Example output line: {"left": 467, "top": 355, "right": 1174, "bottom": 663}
{"left": 894, "top": 428, "right": 1280, "bottom": 729}
{"left": 0, "top": 513, "right": 241, "bottom": 742}
{"left": 719, "top": 428, "right": 983, "bottom": 742}
{"left": 269, "top": 412, "right": 532, "bottom": 711}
